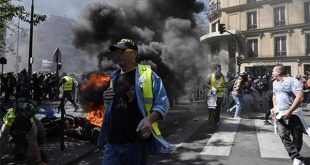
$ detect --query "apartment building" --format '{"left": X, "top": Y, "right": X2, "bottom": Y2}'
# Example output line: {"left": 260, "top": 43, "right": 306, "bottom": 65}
{"left": 201, "top": 0, "right": 310, "bottom": 77}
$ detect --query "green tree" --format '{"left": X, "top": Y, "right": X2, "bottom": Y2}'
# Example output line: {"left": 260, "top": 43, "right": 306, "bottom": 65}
{"left": 0, "top": 0, "right": 46, "bottom": 50}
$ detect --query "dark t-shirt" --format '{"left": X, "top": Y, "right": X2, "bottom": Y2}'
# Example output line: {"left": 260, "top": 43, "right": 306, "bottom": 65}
{"left": 108, "top": 69, "right": 143, "bottom": 144}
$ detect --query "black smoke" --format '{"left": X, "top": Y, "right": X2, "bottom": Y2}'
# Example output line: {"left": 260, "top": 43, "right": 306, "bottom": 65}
{"left": 73, "top": 0, "right": 208, "bottom": 106}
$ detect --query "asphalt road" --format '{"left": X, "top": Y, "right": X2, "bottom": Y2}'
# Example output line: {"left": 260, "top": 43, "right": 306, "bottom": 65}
{"left": 74, "top": 94, "right": 310, "bottom": 165}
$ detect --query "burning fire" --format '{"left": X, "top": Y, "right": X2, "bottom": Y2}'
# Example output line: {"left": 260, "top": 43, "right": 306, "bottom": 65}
{"left": 80, "top": 72, "right": 111, "bottom": 90}
{"left": 86, "top": 105, "right": 104, "bottom": 127}
{"left": 80, "top": 72, "right": 111, "bottom": 127}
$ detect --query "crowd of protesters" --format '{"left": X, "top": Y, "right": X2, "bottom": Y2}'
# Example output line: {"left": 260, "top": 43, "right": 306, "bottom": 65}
{"left": 0, "top": 69, "right": 82, "bottom": 105}
{"left": 222, "top": 71, "right": 310, "bottom": 122}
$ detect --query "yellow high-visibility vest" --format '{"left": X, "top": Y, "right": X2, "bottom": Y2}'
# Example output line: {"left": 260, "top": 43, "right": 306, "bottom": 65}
{"left": 3, "top": 108, "right": 15, "bottom": 126}
{"left": 210, "top": 73, "right": 225, "bottom": 97}
{"left": 63, "top": 76, "right": 73, "bottom": 91}
{"left": 138, "top": 64, "right": 161, "bottom": 136}
{"left": 109, "top": 64, "right": 161, "bottom": 136}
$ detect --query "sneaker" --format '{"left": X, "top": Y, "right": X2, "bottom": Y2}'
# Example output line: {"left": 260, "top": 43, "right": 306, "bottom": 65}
{"left": 293, "top": 158, "right": 305, "bottom": 165}
{"left": 193, "top": 117, "right": 199, "bottom": 121}
{"left": 227, "top": 107, "right": 234, "bottom": 112}
{"left": 263, "top": 120, "right": 272, "bottom": 125}
{"left": 233, "top": 116, "right": 241, "bottom": 120}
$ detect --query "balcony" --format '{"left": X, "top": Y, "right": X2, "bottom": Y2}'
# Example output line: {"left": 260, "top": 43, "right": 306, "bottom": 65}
{"left": 275, "top": 51, "right": 287, "bottom": 57}
{"left": 207, "top": 2, "right": 222, "bottom": 22}
{"left": 247, "top": 24, "right": 257, "bottom": 30}
{"left": 274, "top": 20, "right": 285, "bottom": 27}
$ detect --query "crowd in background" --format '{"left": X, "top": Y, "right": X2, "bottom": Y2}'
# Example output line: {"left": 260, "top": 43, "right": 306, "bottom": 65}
{"left": 194, "top": 71, "right": 310, "bottom": 112}
{"left": 1, "top": 69, "right": 310, "bottom": 109}
{"left": 0, "top": 69, "right": 83, "bottom": 105}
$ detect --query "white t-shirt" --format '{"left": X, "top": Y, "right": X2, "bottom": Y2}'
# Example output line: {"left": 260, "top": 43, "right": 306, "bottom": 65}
{"left": 273, "top": 77, "right": 303, "bottom": 114}
{"left": 207, "top": 89, "right": 217, "bottom": 109}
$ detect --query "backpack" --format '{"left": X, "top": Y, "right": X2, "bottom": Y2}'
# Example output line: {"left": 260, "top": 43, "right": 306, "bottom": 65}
{"left": 10, "top": 100, "right": 37, "bottom": 135}
{"left": 226, "top": 78, "right": 238, "bottom": 91}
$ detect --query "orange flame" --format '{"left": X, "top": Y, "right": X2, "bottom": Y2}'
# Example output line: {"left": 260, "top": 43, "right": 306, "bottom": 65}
{"left": 86, "top": 105, "right": 104, "bottom": 127}
{"left": 80, "top": 73, "right": 111, "bottom": 127}
{"left": 80, "top": 73, "right": 111, "bottom": 91}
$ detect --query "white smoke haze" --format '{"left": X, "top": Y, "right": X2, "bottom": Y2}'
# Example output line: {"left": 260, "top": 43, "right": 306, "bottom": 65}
{"left": 73, "top": 0, "right": 208, "bottom": 100}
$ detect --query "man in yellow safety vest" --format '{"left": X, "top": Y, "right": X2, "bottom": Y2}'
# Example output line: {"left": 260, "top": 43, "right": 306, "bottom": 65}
{"left": 58, "top": 73, "right": 79, "bottom": 112}
{"left": 206, "top": 64, "right": 226, "bottom": 130}
{"left": 96, "top": 38, "right": 170, "bottom": 165}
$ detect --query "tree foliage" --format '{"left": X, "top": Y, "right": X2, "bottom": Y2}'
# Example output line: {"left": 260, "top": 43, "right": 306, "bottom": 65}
{"left": 0, "top": 0, "right": 46, "bottom": 25}
{"left": 0, "top": 0, "right": 46, "bottom": 50}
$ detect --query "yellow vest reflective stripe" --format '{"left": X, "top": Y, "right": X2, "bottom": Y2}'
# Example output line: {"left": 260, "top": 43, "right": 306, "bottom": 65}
{"left": 108, "top": 66, "right": 161, "bottom": 136}
{"left": 63, "top": 76, "right": 73, "bottom": 91}
{"left": 3, "top": 108, "right": 15, "bottom": 126}
{"left": 138, "top": 64, "right": 161, "bottom": 136}
{"left": 210, "top": 73, "right": 225, "bottom": 97}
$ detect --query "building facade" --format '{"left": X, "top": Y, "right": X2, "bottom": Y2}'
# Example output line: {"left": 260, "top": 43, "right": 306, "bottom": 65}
{"left": 201, "top": 0, "right": 310, "bottom": 77}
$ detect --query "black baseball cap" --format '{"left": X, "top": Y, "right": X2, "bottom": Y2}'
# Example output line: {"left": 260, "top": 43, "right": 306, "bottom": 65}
{"left": 109, "top": 39, "right": 138, "bottom": 52}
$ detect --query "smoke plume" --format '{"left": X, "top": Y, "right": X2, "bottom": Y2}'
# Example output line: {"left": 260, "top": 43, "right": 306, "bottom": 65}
{"left": 73, "top": 0, "right": 208, "bottom": 105}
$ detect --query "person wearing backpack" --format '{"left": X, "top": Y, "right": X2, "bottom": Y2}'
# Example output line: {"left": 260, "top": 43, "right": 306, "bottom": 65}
{"left": 0, "top": 100, "right": 47, "bottom": 165}
{"left": 227, "top": 72, "right": 248, "bottom": 119}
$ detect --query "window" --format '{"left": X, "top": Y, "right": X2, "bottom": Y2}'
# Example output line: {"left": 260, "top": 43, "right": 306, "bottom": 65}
{"left": 210, "top": 42, "right": 219, "bottom": 57}
{"left": 248, "top": 39, "right": 258, "bottom": 57}
{"left": 247, "top": 11, "right": 257, "bottom": 30}
{"left": 305, "top": 2, "right": 310, "bottom": 23}
{"left": 306, "top": 34, "right": 310, "bottom": 56}
{"left": 274, "top": 36, "right": 286, "bottom": 57}
{"left": 247, "top": 0, "right": 256, "bottom": 3}
{"left": 274, "top": 7, "right": 285, "bottom": 27}
{"left": 212, "top": 23, "right": 217, "bottom": 32}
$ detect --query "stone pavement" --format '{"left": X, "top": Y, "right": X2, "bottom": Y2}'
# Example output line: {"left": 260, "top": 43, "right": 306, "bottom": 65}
{"left": 1, "top": 101, "right": 98, "bottom": 165}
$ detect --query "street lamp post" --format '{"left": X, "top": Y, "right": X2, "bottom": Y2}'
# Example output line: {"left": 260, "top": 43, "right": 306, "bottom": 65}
{"left": 28, "top": 0, "right": 34, "bottom": 74}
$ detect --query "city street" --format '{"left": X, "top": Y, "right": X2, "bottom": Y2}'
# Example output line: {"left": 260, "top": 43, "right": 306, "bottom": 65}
{"left": 73, "top": 94, "right": 310, "bottom": 165}
{"left": 1, "top": 0, "right": 310, "bottom": 164}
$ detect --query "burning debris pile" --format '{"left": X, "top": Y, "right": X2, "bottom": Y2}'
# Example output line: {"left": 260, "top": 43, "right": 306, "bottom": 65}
{"left": 73, "top": 0, "right": 209, "bottom": 106}
{"left": 79, "top": 72, "right": 111, "bottom": 126}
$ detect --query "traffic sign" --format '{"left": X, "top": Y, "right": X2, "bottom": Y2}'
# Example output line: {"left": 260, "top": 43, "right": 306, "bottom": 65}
{"left": 53, "top": 48, "right": 62, "bottom": 63}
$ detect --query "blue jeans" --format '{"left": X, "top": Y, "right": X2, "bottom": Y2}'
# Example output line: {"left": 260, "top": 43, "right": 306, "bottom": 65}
{"left": 102, "top": 142, "right": 148, "bottom": 165}
{"left": 232, "top": 95, "right": 242, "bottom": 117}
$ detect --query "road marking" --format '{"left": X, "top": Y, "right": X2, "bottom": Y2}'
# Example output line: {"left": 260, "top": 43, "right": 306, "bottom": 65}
{"left": 255, "top": 119, "right": 289, "bottom": 159}
{"left": 199, "top": 118, "right": 240, "bottom": 156}
{"left": 303, "top": 135, "right": 310, "bottom": 148}
{"left": 165, "top": 117, "right": 208, "bottom": 151}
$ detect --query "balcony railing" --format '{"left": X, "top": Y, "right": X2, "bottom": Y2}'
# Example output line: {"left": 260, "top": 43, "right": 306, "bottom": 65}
{"left": 274, "top": 20, "right": 285, "bottom": 27}
{"left": 275, "top": 51, "right": 287, "bottom": 57}
{"left": 207, "top": 2, "right": 222, "bottom": 22}
{"left": 247, "top": 24, "right": 257, "bottom": 30}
